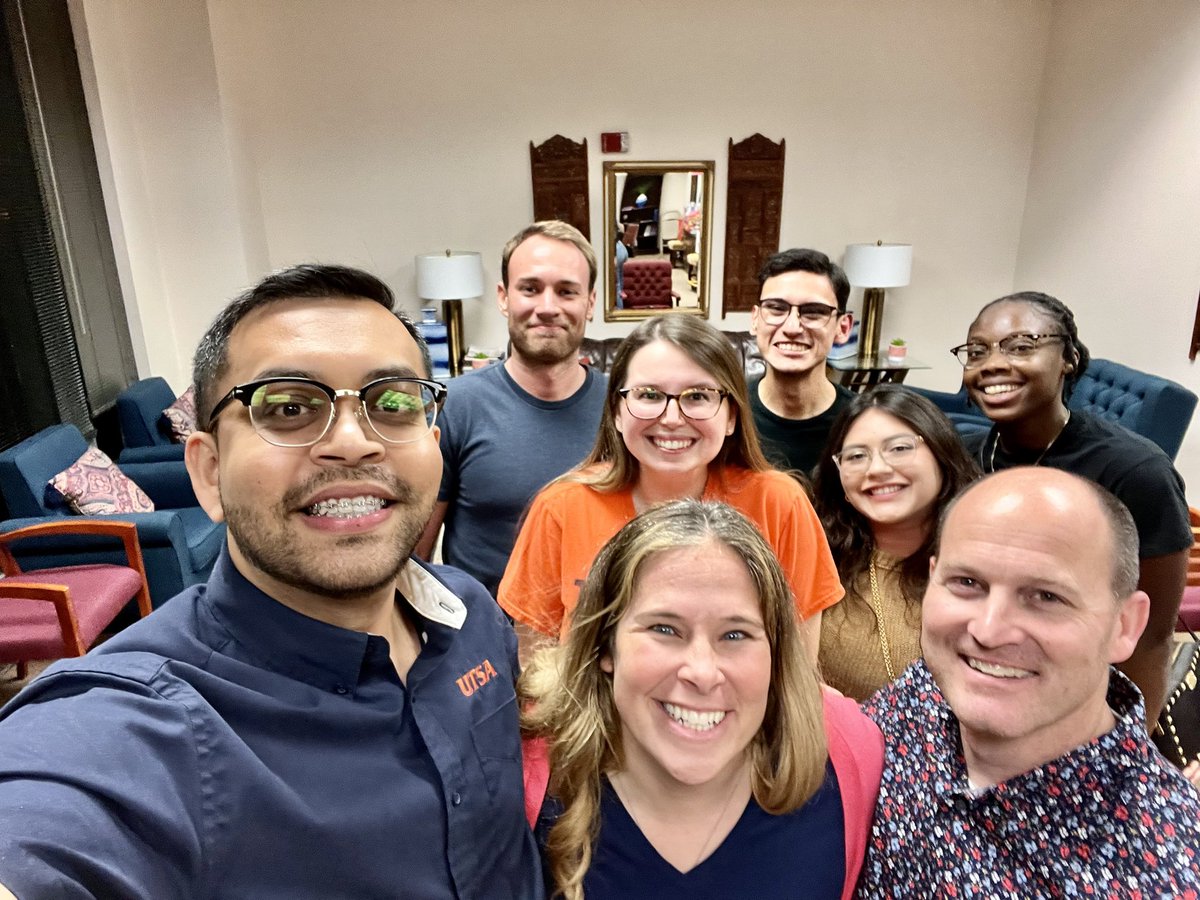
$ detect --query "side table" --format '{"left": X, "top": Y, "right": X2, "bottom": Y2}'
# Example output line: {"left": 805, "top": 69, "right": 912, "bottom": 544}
{"left": 826, "top": 353, "right": 930, "bottom": 394}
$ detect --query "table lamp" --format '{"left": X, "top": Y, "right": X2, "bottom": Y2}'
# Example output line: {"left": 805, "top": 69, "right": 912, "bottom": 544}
{"left": 843, "top": 241, "right": 913, "bottom": 362}
{"left": 415, "top": 250, "right": 484, "bottom": 377}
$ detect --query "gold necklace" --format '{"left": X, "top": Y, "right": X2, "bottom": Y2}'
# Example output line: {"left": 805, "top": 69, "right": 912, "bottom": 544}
{"left": 867, "top": 556, "right": 896, "bottom": 681}
{"left": 985, "top": 411, "right": 1071, "bottom": 474}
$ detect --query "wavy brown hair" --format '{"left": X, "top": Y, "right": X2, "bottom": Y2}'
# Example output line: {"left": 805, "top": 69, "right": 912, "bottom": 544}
{"left": 520, "top": 499, "right": 827, "bottom": 900}
{"left": 812, "top": 385, "right": 979, "bottom": 606}
{"left": 571, "top": 314, "right": 771, "bottom": 493}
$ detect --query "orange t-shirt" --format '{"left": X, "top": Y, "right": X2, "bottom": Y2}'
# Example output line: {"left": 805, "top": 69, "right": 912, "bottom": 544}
{"left": 498, "top": 466, "right": 843, "bottom": 638}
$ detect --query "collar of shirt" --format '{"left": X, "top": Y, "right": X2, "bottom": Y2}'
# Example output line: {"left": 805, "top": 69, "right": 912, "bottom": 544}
{"left": 202, "top": 547, "right": 468, "bottom": 692}
{"left": 905, "top": 661, "right": 1153, "bottom": 808}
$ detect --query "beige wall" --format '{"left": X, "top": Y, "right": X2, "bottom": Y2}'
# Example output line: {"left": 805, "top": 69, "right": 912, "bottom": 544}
{"left": 69, "top": 0, "right": 1197, "bottom": 490}
{"left": 70, "top": 0, "right": 252, "bottom": 385}
{"left": 1014, "top": 0, "right": 1200, "bottom": 488}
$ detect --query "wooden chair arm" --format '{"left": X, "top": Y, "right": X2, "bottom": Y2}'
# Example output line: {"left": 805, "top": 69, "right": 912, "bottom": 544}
{"left": 0, "top": 582, "right": 86, "bottom": 657}
{"left": 0, "top": 519, "right": 151, "bottom": 617}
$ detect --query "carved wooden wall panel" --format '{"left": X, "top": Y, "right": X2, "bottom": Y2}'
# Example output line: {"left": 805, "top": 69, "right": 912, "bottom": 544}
{"left": 529, "top": 135, "right": 590, "bottom": 240}
{"left": 722, "top": 134, "right": 785, "bottom": 315}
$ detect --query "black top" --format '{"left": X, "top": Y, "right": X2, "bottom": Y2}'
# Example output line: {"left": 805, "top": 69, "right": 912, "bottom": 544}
{"left": 583, "top": 769, "right": 845, "bottom": 900}
{"left": 750, "top": 377, "right": 854, "bottom": 477}
{"left": 965, "top": 411, "right": 1191, "bottom": 558}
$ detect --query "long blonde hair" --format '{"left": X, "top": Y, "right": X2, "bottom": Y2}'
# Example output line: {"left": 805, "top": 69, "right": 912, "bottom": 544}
{"left": 572, "top": 314, "right": 772, "bottom": 493}
{"left": 520, "top": 499, "right": 827, "bottom": 899}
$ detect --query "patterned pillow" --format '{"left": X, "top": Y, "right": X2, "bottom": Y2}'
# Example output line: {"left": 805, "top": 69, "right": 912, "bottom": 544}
{"left": 48, "top": 447, "right": 155, "bottom": 515}
{"left": 162, "top": 386, "right": 197, "bottom": 442}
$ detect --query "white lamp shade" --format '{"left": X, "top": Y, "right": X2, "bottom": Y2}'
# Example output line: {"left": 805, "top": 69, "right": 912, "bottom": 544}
{"left": 843, "top": 243, "right": 913, "bottom": 288}
{"left": 415, "top": 251, "right": 485, "bottom": 300}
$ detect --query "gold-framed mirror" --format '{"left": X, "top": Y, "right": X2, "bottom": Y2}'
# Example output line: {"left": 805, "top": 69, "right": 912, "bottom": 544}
{"left": 602, "top": 160, "right": 714, "bottom": 321}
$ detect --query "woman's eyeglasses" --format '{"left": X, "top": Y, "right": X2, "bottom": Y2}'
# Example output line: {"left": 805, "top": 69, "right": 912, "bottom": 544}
{"left": 950, "top": 333, "right": 1066, "bottom": 368}
{"left": 206, "top": 376, "right": 446, "bottom": 447}
{"left": 833, "top": 434, "right": 925, "bottom": 474}
{"left": 618, "top": 386, "right": 728, "bottom": 420}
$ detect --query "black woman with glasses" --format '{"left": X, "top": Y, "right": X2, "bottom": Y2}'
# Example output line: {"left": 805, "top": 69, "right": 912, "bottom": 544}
{"left": 0, "top": 264, "right": 546, "bottom": 899}
{"left": 811, "top": 385, "right": 978, "bottom": 701}
{"left": 499, "top": 313, "right": 842, "bottom": 661}
{"left": 951, "top": 291, "right": 1190, "bottom": 721}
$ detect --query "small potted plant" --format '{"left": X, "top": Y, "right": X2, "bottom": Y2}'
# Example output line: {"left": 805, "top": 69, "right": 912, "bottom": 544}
{"left": 470, "top": 351, "right": 493, "bottom": 370}
{"left": 887, "top": 338, "right": 908, "bottom": 363}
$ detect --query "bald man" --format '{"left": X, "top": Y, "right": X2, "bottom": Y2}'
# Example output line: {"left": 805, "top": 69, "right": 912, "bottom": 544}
{"left": 858, "top": 467, "right": 1200, "bottom": 897}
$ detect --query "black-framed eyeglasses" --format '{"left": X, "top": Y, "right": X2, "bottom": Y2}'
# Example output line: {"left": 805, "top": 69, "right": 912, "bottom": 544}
{"left": 618, "top": 386, "right": 728, "bottom": 421}
{"left": 206, "top": 376, "right": 446, "bottom": 447}
{"left": 757, "top": 299, "right": 844, "bottom": 328}
{"left": 950, "top": 333, "right": 1066, "bottom": 368}
{"left": 833, "top": 435, "right": 925, "bottom": 474}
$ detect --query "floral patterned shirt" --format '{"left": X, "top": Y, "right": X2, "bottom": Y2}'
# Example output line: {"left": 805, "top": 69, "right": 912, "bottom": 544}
{"left": 858, "top": 661, "right": 1200, "bottom": 899}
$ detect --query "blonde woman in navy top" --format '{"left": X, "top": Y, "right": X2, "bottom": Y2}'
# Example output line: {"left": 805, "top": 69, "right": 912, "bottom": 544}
{"left": 521, "top": 500, "right": 882, "bottom": 900}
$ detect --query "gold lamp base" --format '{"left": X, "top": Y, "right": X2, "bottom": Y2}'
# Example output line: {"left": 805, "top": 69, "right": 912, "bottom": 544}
{"left": 858, "top": 287, "right": 886, "bottom": 362}
{"left": 443, "top": 298, "right": 464, "bottom": 377}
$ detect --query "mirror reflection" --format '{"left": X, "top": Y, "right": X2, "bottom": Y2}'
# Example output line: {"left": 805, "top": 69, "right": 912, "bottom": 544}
{"left": 603, "top": 161, "right": 713, "bottom": 321}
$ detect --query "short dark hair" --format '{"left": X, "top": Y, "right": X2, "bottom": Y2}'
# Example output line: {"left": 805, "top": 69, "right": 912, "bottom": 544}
{"left": 757, "top": 248, "right": 850, "bottom": 310}
{"left": 192, "top": 263, "right": 430, "bottom": 427}
{"left": 972, "top": 291, "right": 1090, "bottom": 400}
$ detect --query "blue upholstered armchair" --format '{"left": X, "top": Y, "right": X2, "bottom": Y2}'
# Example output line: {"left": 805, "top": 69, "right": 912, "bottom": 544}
{"left": 0, "top": 424, "right": 224, "bottom": 607}
{"left": 911, "top": 358, "right": 1198, "bottom": 461}
{"left": 116, "top": 376, "right": 186, "bottom": 463}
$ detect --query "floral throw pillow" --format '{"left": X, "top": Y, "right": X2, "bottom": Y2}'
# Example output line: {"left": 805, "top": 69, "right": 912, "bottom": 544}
{"left": 162, "top": 386, "right": 197, "bottom": 442}
{"left": 48, "top": 447, "right": 155, "bottom": 515}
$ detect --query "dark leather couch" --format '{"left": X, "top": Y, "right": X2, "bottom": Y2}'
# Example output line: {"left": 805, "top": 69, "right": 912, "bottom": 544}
{"left": 580, "top": 332, "right": 765, "bottom": 382}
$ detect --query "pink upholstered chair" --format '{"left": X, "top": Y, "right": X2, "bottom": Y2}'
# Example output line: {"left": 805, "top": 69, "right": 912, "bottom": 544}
{"left": 1, "top": 520, "right": 152, "bottom": 680}
{"left": 621, "top": 258, "right": 678, "bottom": 310}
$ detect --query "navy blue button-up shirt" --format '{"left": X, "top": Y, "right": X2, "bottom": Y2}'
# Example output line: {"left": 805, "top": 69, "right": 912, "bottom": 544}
{"left": 0, "top": 549, "right": 543, "bottom": 899}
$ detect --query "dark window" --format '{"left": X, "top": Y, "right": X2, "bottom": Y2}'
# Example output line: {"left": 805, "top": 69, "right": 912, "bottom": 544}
{"left": 0, "top": 0, "right": 136, "bottom": 453}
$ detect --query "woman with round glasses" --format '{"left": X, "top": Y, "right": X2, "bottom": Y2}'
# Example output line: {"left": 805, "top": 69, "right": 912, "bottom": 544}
{"left": 812, "top": 385, "right": 978, "bottom": 700}
{"left": 499, "top": 314, "right": 842, "bottom": 656}
{"left": 520, "top": 499, "right": 882, "bottom": 900}
{"left": 953, "top": 291, "right": 1191, "bottom": 719}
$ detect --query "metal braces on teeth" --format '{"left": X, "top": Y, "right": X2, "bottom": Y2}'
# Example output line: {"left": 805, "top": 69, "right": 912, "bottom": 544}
{"left": 309, "top": 497, "right": 384, "bottom": 517}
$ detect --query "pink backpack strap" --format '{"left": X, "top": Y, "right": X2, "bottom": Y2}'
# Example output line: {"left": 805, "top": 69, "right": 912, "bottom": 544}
{"left": 821, "top": 689, "right": 884, "bottom": 900}
{"left": 522, "top": 735, "right": 551, "bottom": 829}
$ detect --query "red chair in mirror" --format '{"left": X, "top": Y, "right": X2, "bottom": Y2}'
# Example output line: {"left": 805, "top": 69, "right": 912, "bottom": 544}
{"left": 621, "top": 259, "right": 678, "bottom": 310}
{"left": 1, "top": 520, "right": 152, "bottom": 681}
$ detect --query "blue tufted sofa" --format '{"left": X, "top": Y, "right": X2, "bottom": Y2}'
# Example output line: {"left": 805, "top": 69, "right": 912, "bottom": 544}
{"left": 911, "top": 358, "right": 1197, "bottom": 461}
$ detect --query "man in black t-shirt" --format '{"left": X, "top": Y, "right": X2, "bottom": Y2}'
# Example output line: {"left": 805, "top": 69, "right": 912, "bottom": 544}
{"left": 749, "top": 249, "right": 855, "bottom": 476}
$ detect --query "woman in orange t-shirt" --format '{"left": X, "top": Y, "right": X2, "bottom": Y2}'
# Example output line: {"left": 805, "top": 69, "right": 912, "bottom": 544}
{"left": 499, "top": 314, "right": 842, "bottom": 657}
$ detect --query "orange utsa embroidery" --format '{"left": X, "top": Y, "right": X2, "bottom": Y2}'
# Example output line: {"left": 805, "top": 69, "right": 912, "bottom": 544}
{"left": 456, "top": 658, "right": 499, "bottom": 697}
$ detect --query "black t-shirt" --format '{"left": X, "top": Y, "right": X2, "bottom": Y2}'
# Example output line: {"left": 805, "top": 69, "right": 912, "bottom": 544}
{"left": 965, "top": 411, "right": 1191, "bottom": 558}
{"left": 750, "top": 378, "right": 854, "bottom": 477}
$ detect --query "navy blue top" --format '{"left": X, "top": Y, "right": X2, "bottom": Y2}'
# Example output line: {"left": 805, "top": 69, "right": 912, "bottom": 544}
{"left": 583, "top": 766, "right": 845, "bottom": 899}
{"left": 0, "top": 548, "right": 543, "bottom": 899}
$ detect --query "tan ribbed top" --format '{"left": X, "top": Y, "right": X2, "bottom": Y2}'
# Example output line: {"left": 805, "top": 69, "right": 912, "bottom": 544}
{"left": 817, "top": 551, "right": 922, "bottom": 702}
